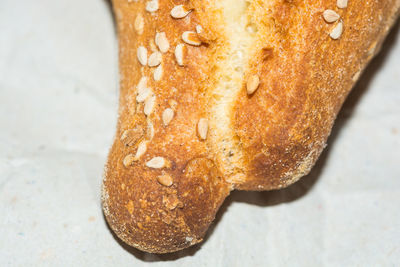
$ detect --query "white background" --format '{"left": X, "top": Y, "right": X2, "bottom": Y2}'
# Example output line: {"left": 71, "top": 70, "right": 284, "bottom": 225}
{"left": 1, "top": 0, "right": 399, "bottom": 266}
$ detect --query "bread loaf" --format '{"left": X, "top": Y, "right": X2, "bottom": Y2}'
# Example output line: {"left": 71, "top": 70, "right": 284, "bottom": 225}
{"left": 102, "top": 0, "right": 400, "bottom": 253}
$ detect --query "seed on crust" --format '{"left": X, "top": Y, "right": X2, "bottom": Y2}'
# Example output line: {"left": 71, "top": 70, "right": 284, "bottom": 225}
{"left": 196, "top": 25, "right": 203, "bottom": 34}
{"left": 154, "top": 64, "right": 163, "bottom": 81}
{"left": 197, "top": 118, "right": 208, "bottom": 140}
{"left": 322, "top": 9, "right": 340, "bottom": 23}
{"left": 136, "top": 77, "right": 151, "bottom": 103}
{"left": 163, "top": 194, "right": 182, "bottom": 210}
{"left": 145, "top": 0, "right": 159, "bottom": 12}
{"left": 123, "top": 154, "right": 135, "bottom": 167}
{"left": 246, "top": 75, "right": 260, "bottom": 95}
{"left": 196, "top": 27, "right": 216, "bottom": 44}
{"left": 157, "top": 173, "right": 173, "bottom": 187}
{"left": 168, "top": 99, "right": 178, "bottom": 110}
{"left": 134, "top": 141, "right": 147, "bottom": 160}
{"left": 162, "top": 108, "right": 174, "bottom": 126}
{"left": 137, "top": 46, "right": 147, "bottom": 66}
{"left": 155, "top": 32, "right": 170, "bottom": 53}
{"left": 352, "top": 70, "right": 362, "bottom": 82}
{"left": 330, "top": 20, "right": 344, "bottom": 40}
{"left": 175, "top": 44, "right": 185, "bottom": 66}
{"left": 136, "top": 88, "right": 151, "bottom": 103}
{"left": 148, "top": 51, "right": 162, "bottom": 67}
{"left": 144, "top": 95, "right": 156, "bottom": 116}
{"left": 337, "top": 0, "right": 348, "bottom": 9}
{"left": 149, "top": 38, "right": 157, "bottom": 52}
{"left": 367, "top": 41, "right": 378, "bottom": 56}
{"left": 182, "top": 31, "right": 201, "bottom": 46}
{"left": 137, "top": 76, "right": 148, "bottom": 92}
{"left": 170, "top": 5, "right": 192, "bottom": 19}
{"left": 146, "top": 157, "right": 167, "bottom": 169}
{"left": 146, "top": 121, "right": 155, "bottom": 140}
{"left": 134, "top": 14, "right": 144, "bottom": 35}
{"left": 120, "top": 126, "right": 144, "bottom": 146}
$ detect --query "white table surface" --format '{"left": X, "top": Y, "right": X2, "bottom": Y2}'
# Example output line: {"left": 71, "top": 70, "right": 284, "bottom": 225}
{"left": 1, "top": 0, "right": 399, "bottom": 266}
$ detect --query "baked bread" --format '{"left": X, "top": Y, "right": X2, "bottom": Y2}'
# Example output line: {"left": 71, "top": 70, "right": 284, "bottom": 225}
{"left": 102, "top": 0, "right": 400, "bottom": 253}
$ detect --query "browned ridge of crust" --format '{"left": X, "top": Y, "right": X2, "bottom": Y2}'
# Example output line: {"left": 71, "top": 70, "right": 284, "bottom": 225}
{"left": 102, "top": 0, "right": 400, "bottom": 253}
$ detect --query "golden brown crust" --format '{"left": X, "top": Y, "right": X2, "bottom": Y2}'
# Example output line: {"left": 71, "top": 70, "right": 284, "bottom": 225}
{"left": 102, "top": 0, "right": 231, "bottom": 253}
{"left": 233, "top": 0, "right": 400, "bottom": 190}
{"left": 102, "top": 0, "right": 400, "bottom": 253}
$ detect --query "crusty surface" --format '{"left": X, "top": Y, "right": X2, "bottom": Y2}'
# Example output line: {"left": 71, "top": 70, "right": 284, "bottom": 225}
{"left": 232, "top": 0, "right": 400, "bottom": 190}
{"left": 103, "top": 0, "right": 400, "bottom": 253}
{"left": 103, "top": 0, "right": 232, "bottom": 253}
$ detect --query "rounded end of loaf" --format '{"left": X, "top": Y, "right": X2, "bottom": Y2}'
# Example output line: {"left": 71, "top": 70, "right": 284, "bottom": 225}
{"left": 102, "top": 146, "right": 231, "bottom": 253}
{"left": 232, "top": 140, "right": 326, "bottom": 191}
